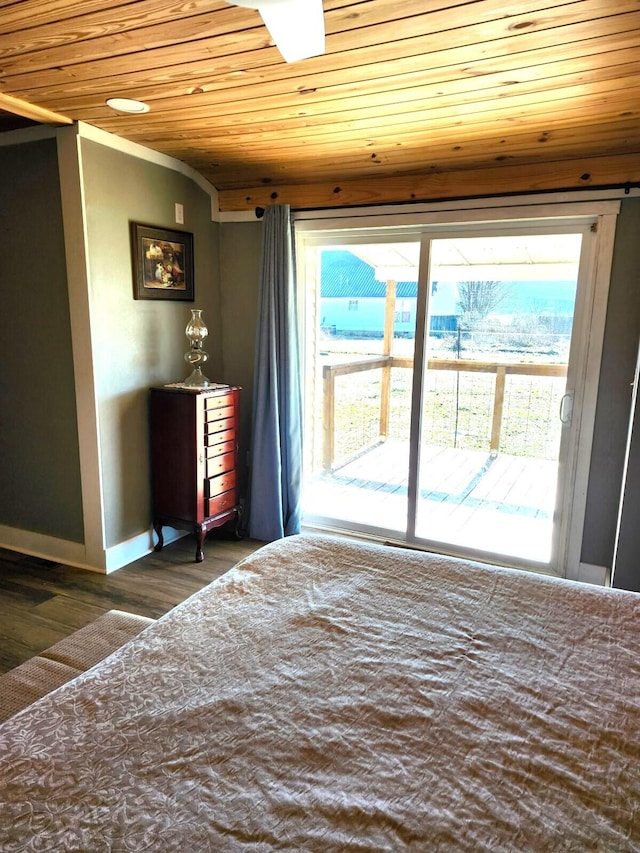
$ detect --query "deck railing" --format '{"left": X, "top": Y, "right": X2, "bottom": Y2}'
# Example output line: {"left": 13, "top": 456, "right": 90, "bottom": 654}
{"left": 322, "top": 355, "right": 568, "bottom": 470}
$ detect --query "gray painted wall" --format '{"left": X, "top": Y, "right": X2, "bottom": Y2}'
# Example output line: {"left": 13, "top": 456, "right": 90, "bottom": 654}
{"left": 582, "top": 198, "right": 640, "bottom": 572}
{"left": 611, "top": 354, "right": 640, "bottom": 591}
{"left": 0, "top": 138, "right": 83, "bottom": 542}
{"left": 219, "top": 220, "right": 263, "bottom": 521}
{"left": 80, "top": 139, "right": 221, "bottom": 548}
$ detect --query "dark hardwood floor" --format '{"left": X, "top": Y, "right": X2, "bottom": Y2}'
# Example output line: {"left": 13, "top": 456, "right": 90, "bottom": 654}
{"left": 0, "top": 534, "right": 265, "bottom": 676}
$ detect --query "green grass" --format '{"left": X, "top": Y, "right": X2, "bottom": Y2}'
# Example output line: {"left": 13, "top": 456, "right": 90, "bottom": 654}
{"left": 331, "top": 367, "right": 564, "bottom": 465}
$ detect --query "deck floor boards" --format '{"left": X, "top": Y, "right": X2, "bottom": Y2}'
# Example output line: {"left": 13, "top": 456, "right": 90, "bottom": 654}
{"left": 304, "top": 440, "right": 557, "bottom": 563}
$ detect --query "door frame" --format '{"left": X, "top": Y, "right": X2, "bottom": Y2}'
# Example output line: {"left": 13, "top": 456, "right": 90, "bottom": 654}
{"left": 296, "top": 199, "right": 619, "bottom": 579}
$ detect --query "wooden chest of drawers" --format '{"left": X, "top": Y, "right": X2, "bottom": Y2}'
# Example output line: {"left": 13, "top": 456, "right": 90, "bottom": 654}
{"left": 149, "top": 385, "right": 241, "bottom": 562}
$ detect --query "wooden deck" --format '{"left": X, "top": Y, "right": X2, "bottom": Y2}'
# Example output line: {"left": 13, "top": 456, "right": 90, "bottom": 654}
{"left": 302, "top": 439, "right": 558, "bottom": 564}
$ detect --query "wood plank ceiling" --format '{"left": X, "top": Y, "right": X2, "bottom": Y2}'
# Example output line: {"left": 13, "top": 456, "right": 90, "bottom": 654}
{"left": 1, "top": 0, "right": 639, "bottom": 211}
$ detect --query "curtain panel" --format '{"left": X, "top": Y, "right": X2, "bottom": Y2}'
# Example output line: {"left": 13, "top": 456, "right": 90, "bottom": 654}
{"left": 248, "top": 205, "right": 303, "bottom": 541}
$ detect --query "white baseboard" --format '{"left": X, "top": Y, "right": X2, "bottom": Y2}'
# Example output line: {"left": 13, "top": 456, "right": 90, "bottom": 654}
{"left": 0, "top": 524, "right": 89, "bottom": 570}
{"left": 0, "top": 523, "right": 186, "bottom": 574}
{"left": 104, "top": 527, "right": 185, "bottom": 573}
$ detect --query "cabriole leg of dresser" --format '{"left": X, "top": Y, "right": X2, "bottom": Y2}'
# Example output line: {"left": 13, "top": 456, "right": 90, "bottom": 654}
{"left": 153, "top": 518, "right": 164, "bottom": 552}
{"left": 232, "top": 507, "right": 243, "bottom": 539}
{"left": 194, "top": 525, "right": 206, "bottom": 563}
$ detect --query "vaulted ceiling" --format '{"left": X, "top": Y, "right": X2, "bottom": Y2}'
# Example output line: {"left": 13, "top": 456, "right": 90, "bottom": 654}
{"left": 1, "top": 0, "right": 639, "bottom": 211}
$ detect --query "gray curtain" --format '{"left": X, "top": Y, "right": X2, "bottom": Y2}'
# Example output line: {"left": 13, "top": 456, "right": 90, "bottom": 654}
{"left": 248, "top": 204, "right": 303, "bottom": 541}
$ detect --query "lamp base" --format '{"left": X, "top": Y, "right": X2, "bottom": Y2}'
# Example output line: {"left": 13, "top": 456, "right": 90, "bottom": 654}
{"left": 184, "top": 367, "right": 210, "bottom": 388}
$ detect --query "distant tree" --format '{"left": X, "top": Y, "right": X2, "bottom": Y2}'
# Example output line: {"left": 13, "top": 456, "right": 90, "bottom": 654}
{"left": 457, "top": 280, "right": 510, "bottom": 330}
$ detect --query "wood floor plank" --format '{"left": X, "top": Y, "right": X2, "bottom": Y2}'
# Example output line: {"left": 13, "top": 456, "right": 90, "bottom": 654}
{"left": 0, "top": 637, "right": 39, "bottom": 674}
{"left": 0, "top": 576, "right": 54, "bottom": 606}
{"left": 0, "top": 607, "right": 73, "bottom": 659}
{"left": 0, "top": 536, "right": 265, "bottom": 675}
{"left": 33, "top": 596, "right": 107, "bottom": 631}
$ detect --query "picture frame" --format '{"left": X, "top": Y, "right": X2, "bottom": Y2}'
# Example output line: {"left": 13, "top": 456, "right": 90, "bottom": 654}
{"left": 131, "top": 222, "right": 194, "bottom": 301}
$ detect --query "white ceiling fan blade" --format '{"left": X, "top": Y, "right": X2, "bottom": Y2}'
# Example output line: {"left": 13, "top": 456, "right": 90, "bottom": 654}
{"left": 259, "top": 0, "right": 325, "bottom": 62}
{"left": 228, "top": 0, "right": 325, "bottom": 63}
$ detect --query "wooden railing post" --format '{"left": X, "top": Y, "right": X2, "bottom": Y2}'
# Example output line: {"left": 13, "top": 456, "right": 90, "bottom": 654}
{"left": 490, "top": 365, "right": 506, "bottom": 455}
{"left": 380, "top": 280, "right": 396, "bottom": 439}
{"left": 322, "top": 364, "right": 335, "bottom": 470}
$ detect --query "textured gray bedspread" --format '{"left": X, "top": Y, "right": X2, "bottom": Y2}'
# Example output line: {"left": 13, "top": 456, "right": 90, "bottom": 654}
{"left": 1, "top": 534, "right": 639, "bottom": 851}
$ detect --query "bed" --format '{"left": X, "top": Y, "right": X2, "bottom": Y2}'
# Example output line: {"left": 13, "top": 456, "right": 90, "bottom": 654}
{"left": 1, "top": 533, "right": 639, "bottom": 850}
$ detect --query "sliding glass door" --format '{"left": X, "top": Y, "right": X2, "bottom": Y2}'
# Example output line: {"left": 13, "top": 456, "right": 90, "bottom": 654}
{"left": 299, "top": 211, "right": 610, "bottom": 576}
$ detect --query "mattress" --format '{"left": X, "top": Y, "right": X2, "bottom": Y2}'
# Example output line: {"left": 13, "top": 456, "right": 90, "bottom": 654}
{"left": 0, "top": 533, "right": 639, "bottom": 851}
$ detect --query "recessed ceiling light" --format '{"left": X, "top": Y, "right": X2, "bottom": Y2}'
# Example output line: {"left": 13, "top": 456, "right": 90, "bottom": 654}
{"left": 105, "top": 97, "right": 150, "bottom": 114}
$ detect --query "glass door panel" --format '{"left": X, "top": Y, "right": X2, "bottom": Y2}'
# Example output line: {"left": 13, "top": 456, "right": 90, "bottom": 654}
{"left": 414, "top": 233, "right": 582, "bottom": 564}
{"left": 302, "top": 241, "right": 419, "bottom": 534}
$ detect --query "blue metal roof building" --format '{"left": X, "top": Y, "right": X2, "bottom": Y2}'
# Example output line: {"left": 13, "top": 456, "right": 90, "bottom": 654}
{"left": 320, "top": 250, "right": 460, "bottom": 336}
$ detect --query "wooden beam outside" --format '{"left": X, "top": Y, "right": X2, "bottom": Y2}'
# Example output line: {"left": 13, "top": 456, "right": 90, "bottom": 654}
{"left": 218, "top": 152, "right": 640, "bottom": 212}
{"left": 322, "top": 365, "right": 336, "bottom": 470}
{"left": 381, "top": 280, "right": 396, "bottom": 438}
{"left": 490, "top": 366, "right": 506, "bottom": 455}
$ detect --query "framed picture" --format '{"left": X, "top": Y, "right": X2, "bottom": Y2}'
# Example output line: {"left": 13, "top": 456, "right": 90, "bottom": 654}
{"left": 131, "top": 223, "right": 194, "bottom": 301}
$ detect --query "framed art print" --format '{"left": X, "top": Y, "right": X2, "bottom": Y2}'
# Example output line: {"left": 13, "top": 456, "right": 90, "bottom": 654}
{"left": 131, "top": 223, "right": 194, "bottom": 301}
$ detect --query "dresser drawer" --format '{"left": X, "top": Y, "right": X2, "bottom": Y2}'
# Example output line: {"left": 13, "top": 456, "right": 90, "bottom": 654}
{"left": 205, "top": 404, "right": 235, "bottom": 423}
{"left": 205, "top": 417, "right": 236, "bottom": 439}
{"left": 206, "top": 488, "right": 236, "bottom": 518}
{"left": 205, "top": 429, "right": 235, "bottom": 452}
{"left": 206, "top": 451, "right": 235, "bottom": 478}
{"left": 204, "top": 393, "right": 234, "bottom": 411}
{"left": 205, "top": 469, "right": 236, "bottom": 499}
{"left": 206, "top": 438, "right": 235, "bottom": 460}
